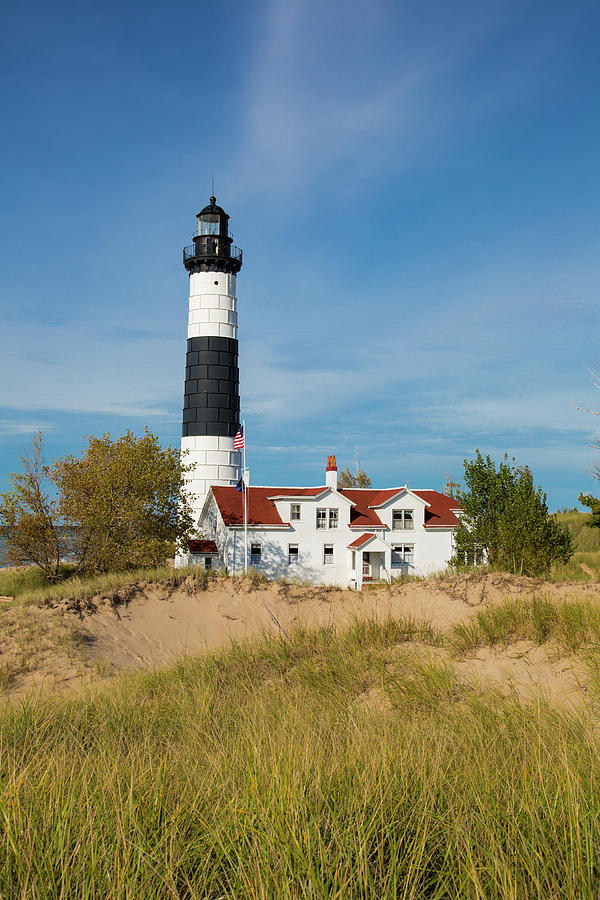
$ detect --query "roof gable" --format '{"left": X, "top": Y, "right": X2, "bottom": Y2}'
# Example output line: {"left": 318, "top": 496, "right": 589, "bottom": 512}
{"left": 348, "top": 532, "right": 390, "bottom": 553}
{"left": 367, "top": 487, "right": 429, "bottom": 510}
{"left": 268, "top": 486, "right": 354, "bottom": 506}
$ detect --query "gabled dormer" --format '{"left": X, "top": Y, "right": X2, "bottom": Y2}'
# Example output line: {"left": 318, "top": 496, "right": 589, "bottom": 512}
{"left": 368, "top": 487, "right": 430, "bottom": 532}
{"left": 270, "top": 482, "right": 355, "bottom": 530}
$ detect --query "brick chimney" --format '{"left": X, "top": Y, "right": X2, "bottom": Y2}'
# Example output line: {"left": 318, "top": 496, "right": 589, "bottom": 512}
{"left": 325, "top": 454, "right": 337, "bottom": 490}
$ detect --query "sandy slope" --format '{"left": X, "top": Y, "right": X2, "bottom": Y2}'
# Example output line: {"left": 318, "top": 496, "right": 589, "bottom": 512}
{"left": 3, "top": 572, "right": 600, "bottom": 701}
{"left": 76, "top": 576, "right": 475, "bottom": 669}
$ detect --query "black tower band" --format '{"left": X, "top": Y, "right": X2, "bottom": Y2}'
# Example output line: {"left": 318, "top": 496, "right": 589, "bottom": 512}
{"left": 182, "top": 336, "right": 240, "bottom": 438}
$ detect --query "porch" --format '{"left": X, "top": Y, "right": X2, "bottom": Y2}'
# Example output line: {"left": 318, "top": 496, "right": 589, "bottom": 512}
{"left": 348, "top": 533, "right": 392, "bottom": 590}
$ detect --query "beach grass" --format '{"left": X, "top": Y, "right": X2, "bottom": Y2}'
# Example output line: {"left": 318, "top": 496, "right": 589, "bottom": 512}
{"left": 0, "top": 565, "right": 54, "bottom": 599}
{"left": 0, "top": 565, "right": 208, "bottom": 606}
{"left": 447, "top": 593, "right": 600, "bottom": 656}
{"left": 556, "top": 509, "right": 600, "bottom": 552}
{"left": 0, "top": 617, "right": 600, "bottom": 896}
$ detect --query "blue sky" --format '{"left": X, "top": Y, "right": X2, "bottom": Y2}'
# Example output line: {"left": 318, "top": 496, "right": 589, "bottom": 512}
{"left": 1, "top": 0, "right": 599, "bottom": 509}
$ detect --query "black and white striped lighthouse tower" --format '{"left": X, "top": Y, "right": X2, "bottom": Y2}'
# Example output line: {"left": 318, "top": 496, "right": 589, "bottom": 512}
{"left": 181, "top": 197, "right": 243, "bottom": 527}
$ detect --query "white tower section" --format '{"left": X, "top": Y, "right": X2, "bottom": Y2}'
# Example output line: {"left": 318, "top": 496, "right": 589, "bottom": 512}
{"left": 180, "top": 197, "right": 243, "bottom": 529}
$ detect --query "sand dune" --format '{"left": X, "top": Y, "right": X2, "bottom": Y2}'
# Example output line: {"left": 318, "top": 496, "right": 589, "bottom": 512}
{"left": 2, "top": 572, "right": 600, "bottom": 701}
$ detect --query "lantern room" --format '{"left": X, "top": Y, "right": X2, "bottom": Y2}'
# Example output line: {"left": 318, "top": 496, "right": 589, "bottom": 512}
{"left": 183, "top": 196, "right": 243, "bottom": 275}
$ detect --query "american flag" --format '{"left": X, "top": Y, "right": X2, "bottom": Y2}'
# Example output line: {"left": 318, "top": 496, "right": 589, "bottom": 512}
{"left": 234, "top": 425, "right": 244, "bottom": 450}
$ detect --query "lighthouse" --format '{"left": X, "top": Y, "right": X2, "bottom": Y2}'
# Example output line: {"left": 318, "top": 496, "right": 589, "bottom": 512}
{"left": 181, "top": 197, "right": 243, "bottom": 527}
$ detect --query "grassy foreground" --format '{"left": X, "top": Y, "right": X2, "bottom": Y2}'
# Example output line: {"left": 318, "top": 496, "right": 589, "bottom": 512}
{"left": 1, "top": 616, "right": 600, "bottom": 897}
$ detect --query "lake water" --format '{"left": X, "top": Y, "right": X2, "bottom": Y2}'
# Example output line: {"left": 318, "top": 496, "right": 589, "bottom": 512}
{"left": 0, "top": 531, "right": 78, "bottom": 568}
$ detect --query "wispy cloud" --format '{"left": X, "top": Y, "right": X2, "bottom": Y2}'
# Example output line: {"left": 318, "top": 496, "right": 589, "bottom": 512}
{"left": 0, "top": 419, "right": 55, "bottom": 439}
{"left": 1, "top": 318, "right": 181, "bottom": 419}
{"left": 230, "top": 0, "right": 558, "bottom": 197}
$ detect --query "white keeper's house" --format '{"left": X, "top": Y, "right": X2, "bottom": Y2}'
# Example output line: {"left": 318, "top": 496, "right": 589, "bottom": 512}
{"left": 180, "top": 455, "right": 461, "bottom": 589}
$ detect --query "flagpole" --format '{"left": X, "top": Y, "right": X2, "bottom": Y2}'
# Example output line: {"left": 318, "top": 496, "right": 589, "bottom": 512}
{"left": 243, "top": 418, "right": 248, "bottom": 575}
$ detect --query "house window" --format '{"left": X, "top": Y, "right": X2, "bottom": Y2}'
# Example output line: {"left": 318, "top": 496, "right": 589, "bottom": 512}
{"left": 288, "top": 544, "right": 299, "bottom": 565}
{"left": 323, "top": 544, "right": 334, "bottom": 565}
{"left": 291, "top": 503, "right": 301, "bottom": 521}
{"left": 204, "top": 556, "right": 213, "bottom": 570}
{"left": 250, "top": 543, "right": 262, "bottom": 566}
{"left": 391, "top": 545, "right": 414, "bottom": 567}
{"left": 317, "top": 508, "right": 339, "bottom": 529}
{"left": 392, "top": 509, "right": 414, "bottom": 530}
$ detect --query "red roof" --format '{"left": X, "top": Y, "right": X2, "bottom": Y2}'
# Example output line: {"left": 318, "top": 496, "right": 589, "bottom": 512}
{"left": 347, "top": 533, "right": 377, "bottom": 549}
{"left": 188, "top": 539, "right": 218, "bottom": 554}
{"left": 211, "top": 485, "right": 461, "bottom": 529}
{"left": 342, "top": 489, "right": 400, "bottom": 528}
{"left": 211, "top": 486, "right": 324, "bottom": 526}
{"left": 413, "top": 490, "right": 461, "bottom": 527}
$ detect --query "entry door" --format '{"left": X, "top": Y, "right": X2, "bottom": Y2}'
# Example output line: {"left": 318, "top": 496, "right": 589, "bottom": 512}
{"left": 362, "top": 552, "right": 372, "bottom": 580}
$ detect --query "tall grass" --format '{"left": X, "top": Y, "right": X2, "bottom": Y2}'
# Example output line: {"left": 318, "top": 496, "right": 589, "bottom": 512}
{"left": 0, "top": 619, "right": 600, "bottom": 895}
{"left": 0, "top": 566, "right": 53, "bottom": 598}
{"left": 448, "top": 594, "right": 600, "bottom": 655}
{"left": 546, "top": 511, "right": 600, "bottom": 581}
{"left": 0, "top": 565, "right": 207, "bottom": 606}
{"left": 556, "top": 510, "right": 600, "bottom": 552}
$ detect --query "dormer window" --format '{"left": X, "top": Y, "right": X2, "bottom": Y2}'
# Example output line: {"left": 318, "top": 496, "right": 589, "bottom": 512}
{"left": 316, "top": 508, "right": 338, "bottom": 529}
{"left": 392, "top": 509, "right": 414, "bottom": 530}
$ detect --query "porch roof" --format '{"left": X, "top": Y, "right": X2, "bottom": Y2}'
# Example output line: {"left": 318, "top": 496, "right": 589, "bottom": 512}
{"left": 347, "top": 533, "right": 389, "bottom": 553}
{"left": 188, "top": 539, "right": 218, "bottom": 554}
{"left": 348, "top": 533, "right": 375, "bottom": 549}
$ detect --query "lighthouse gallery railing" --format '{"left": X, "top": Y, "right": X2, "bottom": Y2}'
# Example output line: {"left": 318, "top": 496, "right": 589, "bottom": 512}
{"left": 183, "top": 244, "right": 243, "bottom": 263}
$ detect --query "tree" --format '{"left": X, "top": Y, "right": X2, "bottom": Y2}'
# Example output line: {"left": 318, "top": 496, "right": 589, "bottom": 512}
{"left": 0, "top": 429, "right": 195, "bottom": 580}
{"left": 579, "top": 493, "right": 600, "bottom": 528}
{"left": 338, "top": 466, "right": 372, "bottom": 488}
{"left": 0, "top": 432, "right": 66, "bottom": 581}
{"left": 451, "top": 450, "right": 573, "bottom": 576}
{"left": 53, "top": 429, "right": 195, "bottom": 574}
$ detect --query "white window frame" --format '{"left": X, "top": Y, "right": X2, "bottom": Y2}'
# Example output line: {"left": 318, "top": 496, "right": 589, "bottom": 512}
{"left": 328, "top": 508, "right": 339, "bottom": 529}
{"left": 291, "top": 503, "right": 301, "bottom": 521}
{"left": 392, "top": 509, "right": 415, "bottom": 531}
{"left": 323, "top": 544, "right": 334, "bottom": 565}
{"left": 316, "top": 508, "right": 327, "bottom": 529}
{"left": 391, "top": 544, "right": 415, "bottom": 567}
{"left": 288, "top": 543, "right": 299, "bottom": 565}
